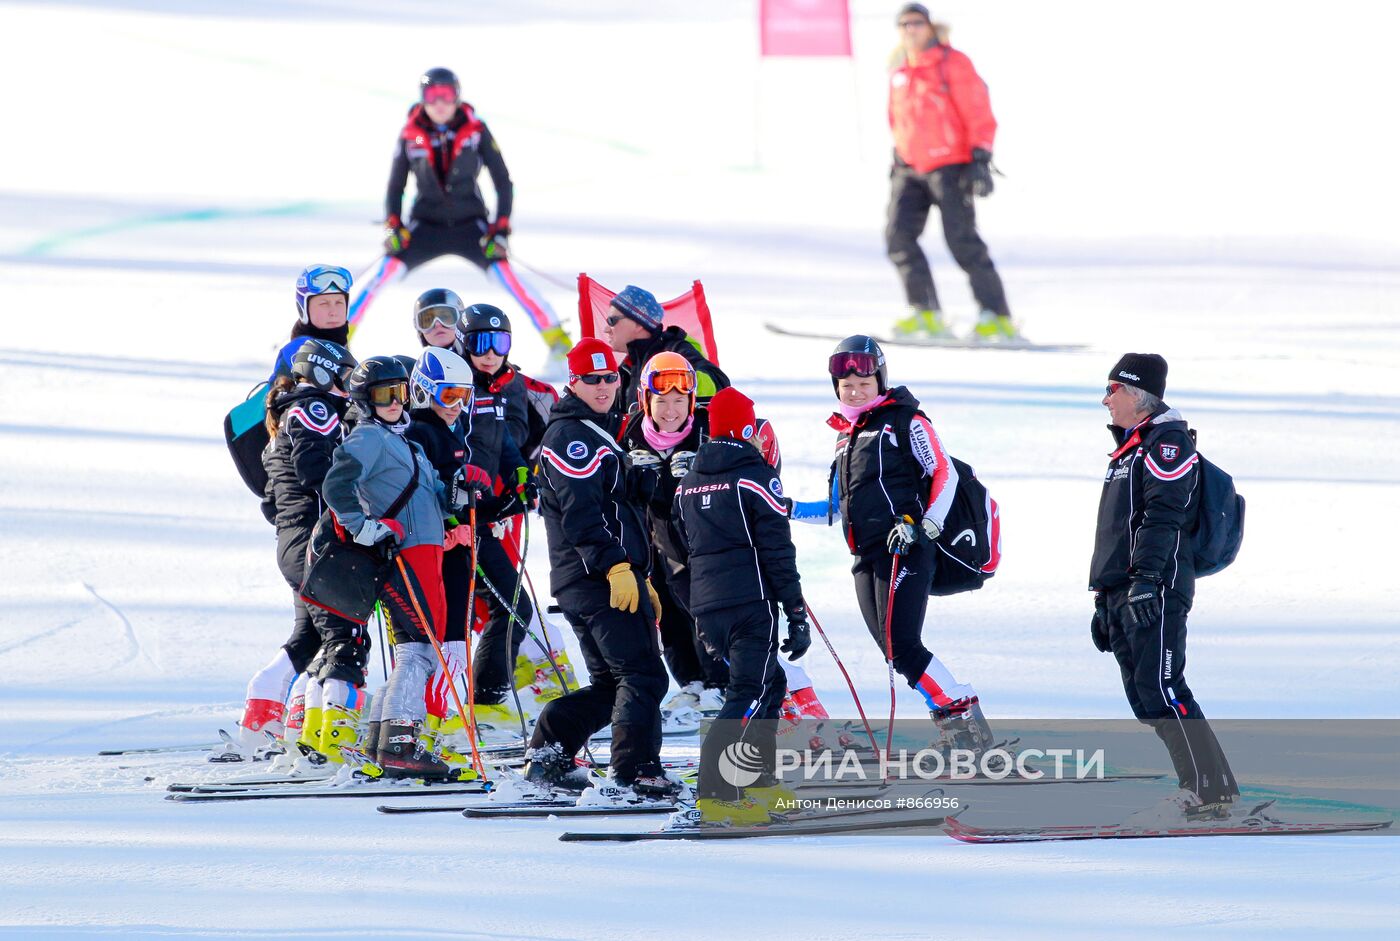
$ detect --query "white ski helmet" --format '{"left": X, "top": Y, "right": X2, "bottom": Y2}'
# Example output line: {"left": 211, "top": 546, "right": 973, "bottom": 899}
{"left": 410, "top": 347, "right": 475, "bottom": 409}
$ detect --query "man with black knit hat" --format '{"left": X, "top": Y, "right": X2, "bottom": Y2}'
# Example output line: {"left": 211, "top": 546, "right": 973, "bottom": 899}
{"left": 602, "top": 284, "right": 730, "bottom": 411}
{"left": 1090, "top": 353, "right": 1239, "bottom": 823}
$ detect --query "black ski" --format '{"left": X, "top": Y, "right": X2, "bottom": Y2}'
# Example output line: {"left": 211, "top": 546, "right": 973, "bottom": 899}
{"left": 561, "top": 809, "right": 949, "bottom": 842}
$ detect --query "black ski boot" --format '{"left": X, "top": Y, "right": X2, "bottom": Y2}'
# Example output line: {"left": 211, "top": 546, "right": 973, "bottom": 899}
{"left": 623, "top": 761, "right": 683, "bottom": 800}
{"left": 931, "top": 696, "right": 995, "bottom": 760}
{"left": 377, "top": 720, "right": 452, "bottom": 781}
{"left": 523, "top": 742, "right": 589, "bottom": 792}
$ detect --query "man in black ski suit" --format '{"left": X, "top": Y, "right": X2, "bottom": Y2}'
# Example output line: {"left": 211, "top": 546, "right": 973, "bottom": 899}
{"left": 674, "top": 388, "right": 809, "bottom": 824}
{"left": 525, "top": 339, "right": 676, "bottom": 797}
{"left": 1090, "top": 353, "right": 1239, "bottom": 817}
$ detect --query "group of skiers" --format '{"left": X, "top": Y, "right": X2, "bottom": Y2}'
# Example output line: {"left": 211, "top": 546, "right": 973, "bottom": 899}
{"left": 224, "top": 39, "right": 1239, "bottom": 828}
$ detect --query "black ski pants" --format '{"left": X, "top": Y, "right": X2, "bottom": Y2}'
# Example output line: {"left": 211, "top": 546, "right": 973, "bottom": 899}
{"left": 654, "top": 554, "right": 729, "bottom": 690}
{"left": 274, "top": 516, "right": 320, "bottom": 674}
{"left": 885, "top": 164, "right": 1009, "bottom": 317}
{"left": 1106, "top": 585, "right": 1238, "bottom": 804}
{"left": 395, "top": 218, "right": 492, "bottom": 272}
{"left": 853, "top": 543, "right": 938, "bottom": 688}
{"left": 470, "top": 532, "right": 531, "bottom": 703}
{"left": 695, "top": 600, "right": 788, "bottom": 801}
{"left": 529, "top": 579, "right": 668, "bottom": 781}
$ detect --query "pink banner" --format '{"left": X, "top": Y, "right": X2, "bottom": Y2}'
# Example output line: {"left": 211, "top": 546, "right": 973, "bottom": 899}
{"left": 759, "top": 0, "right": 852, "bottom": 57}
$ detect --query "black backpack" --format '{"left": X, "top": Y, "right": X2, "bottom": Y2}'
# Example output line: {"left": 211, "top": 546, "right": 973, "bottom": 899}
{"left": 1191, "top": 441, "right": 1245, "bottom": 576}
{"left": 929, "top": 456, "right": 1001, "bottom": 596}
{"left": 225, "top": 382, "right": 270, "bottom": 498}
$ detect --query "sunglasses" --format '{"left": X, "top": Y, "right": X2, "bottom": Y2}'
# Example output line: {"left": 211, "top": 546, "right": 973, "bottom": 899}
{"left": 1105, "top": 382, "right": 1124, "bottom": 396}
{"left": 462, "top": 330, "right": 512, "bottom": 357}
{"left": 415, "top": 304, "right": 459, "bottom": 333}
{"left": 605, "top": 314, "right": 627, "bottom": 328}
{"left": 422, "top": 85, "right": 458, "bottom": 105}
{"left": 368, "top": 381, "right": 409, "bottom": 406}
{"left": 828, "top": 351, "right": 882, "bottom": 380}
{"left": 644, "top": 368, "right": 695, "bottom": 396}
{"left": 577, "top": 372, "right": 620, "bottom": 386}
{"left": 898, "top": 19, "right": 928, "bottom": 29}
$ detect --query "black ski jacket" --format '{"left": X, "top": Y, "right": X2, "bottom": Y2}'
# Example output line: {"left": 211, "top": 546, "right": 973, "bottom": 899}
{"left": 261, "top": 386, "right": 350, "bottom": 528}
{"left": 386, "top": 103, "right": 512, "bottom": 225}
{"left": 538, "top": 392, "right": 652, "bottom": 595}
{"left": 674, "top": 437, "right": 803, "bottom": 616}
{"left": 405, "top": 407, "right": 470, "bottom": 490}
{"left": 1089, "top": 407, "right": 1201, "bottom": 598}
{"left": 465, "top": 368, "right": 527, "bottom": 483}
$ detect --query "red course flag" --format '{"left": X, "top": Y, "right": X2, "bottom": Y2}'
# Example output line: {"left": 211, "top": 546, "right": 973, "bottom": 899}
{"left": 577, "top": 274, "right": 721, "bottom": 366}
{"left": 759, "top": 0, "right": 852, "bottom": 58}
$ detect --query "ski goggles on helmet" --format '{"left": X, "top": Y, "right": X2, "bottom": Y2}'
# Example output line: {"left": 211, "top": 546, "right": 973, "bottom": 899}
{"left": 415, "top": 304, "right": 460, "bottom": 333}
{"left": 577, "top": 372, "right": 619, "bottom": 386}
{"left": 462, "top": 330, "right": 512, "bottom": 357}
{"left": 432, "top": 384, "right": 472, "bottom": 408}
{"left": 367, "top": 381, "right": 409, "bottom": 406}
{"left": 643, "top": 367, "right": 696, "bottom": 396}
{"left": 422, "top": 84, "right": 458, "bottom": 105}
{"left": 303, "top": 265, "right": 352, "bottom": 295}
{"left": 828, "top": 351, "right": 882, "bottom": 380}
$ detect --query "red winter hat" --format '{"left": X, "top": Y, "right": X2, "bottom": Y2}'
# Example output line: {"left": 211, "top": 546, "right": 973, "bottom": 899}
{"left": 707, "top": 387, "right": 757, "bottom": 441}
{"left": 567, "top": 338, "right": 618, "bottom": 380}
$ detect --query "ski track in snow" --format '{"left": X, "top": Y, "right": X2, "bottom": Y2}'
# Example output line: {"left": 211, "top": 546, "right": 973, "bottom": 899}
{"left": 1, "top": 1, "right": 1398, "bottom": 938}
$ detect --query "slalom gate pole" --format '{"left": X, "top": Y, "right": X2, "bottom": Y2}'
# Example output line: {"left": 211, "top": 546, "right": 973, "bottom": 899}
{"left": 883, "top": 554, "right": 901, "bottom": 768}
{"left": 806, "top": 606, "right": 880, "bottom": 756}
{"left": 393, "top": 553, "right": 487, "bottom": 780}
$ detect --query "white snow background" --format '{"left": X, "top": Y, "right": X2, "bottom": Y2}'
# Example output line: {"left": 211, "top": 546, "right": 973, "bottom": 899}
{"left": 0, "top": 0, "right": 1397, "bottom": 938}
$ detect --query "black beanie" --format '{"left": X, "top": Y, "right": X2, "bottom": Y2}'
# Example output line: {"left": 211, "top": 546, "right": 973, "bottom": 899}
{"left": 896, "top": 3, "right": 931, "bottom": 25}
{"left": 1108, "top": 353, "right": 1168, "bottom": 400}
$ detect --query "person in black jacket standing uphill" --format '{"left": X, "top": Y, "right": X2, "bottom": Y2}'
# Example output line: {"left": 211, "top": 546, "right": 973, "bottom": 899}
{"left": 1091, "top": 354, "right": 1238, "bottom": 822}
{"left": 525, "top": 338, "right": 677, "bottom": 798}
{"left": 673, "top": 388, "right": 810, "bottom": 828}
{"left": 347, "top": 68, "right": 571, "bottom": 361}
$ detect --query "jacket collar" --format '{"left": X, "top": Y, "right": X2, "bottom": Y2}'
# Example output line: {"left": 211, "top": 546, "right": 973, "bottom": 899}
{"left": 1108, "top": 406, "right": 1183, "bottom": 458}
{"left": 826, "top": 385, "right": 919, "bottom": 433}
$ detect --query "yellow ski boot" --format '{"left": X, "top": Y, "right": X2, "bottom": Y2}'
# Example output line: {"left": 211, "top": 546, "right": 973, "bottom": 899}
{"left": 892, "top": 308, "right": 952, "bottom": 340}
{"left": 696, "top": 797, "right": 770, "bottom": 827}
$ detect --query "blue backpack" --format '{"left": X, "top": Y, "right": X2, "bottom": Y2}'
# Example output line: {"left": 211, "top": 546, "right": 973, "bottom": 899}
{"left": 1192, "top": 444, "right": 1245, "bottom": 577}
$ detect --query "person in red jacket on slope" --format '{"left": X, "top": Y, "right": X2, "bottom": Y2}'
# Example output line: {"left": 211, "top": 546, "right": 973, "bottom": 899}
{"left": 886, "top": 4, "right": 1017, "bottom": 343}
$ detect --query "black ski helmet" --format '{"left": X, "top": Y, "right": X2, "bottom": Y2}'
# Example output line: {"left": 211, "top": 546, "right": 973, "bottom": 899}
{"left": 346, "top": 356, "right": 411, "bottom": 407}
{"left": 419, "top": 67, "right": 460, "bottom": 101}
{"left": 828, "top": 335, "right": 888, "bottom": 394}
{"left": 291, "top": 339, "right": 357, "bottom": 393}
{"left": 459, "top": 303, "right": 511, "bottom": 336}
{"left": 391, "top": 354, "right": 419, "bottom": 377}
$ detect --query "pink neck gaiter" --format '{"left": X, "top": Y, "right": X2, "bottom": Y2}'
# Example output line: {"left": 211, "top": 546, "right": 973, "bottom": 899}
{"left": 837, "top": 393, "right": 888, "bottom": 424}
{"left": 642, "top": 415, "right": 693, "bottom": 452}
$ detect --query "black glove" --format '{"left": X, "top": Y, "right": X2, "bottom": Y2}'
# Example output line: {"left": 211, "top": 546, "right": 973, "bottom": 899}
{"left": 478, "top": 490, "right": 523, "bottom": 525}
{"left": 965, "top": 148, "right": 995, "bottom": 198}
{"left": 780, "top": 602, "right": 811, "bottom": 661}
{"left": 1122, "top": 579, "right": 1163, "bottom": 632}
{"left": 1090, "top": 592, "right": 1110, "bottom": 653}
{"left": 627, "top": 464, "right": 659, "bottom": 505}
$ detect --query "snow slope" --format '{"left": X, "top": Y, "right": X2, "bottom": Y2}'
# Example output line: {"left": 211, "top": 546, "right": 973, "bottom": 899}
{"left": 0, "top": 1, "right": 1397, "bottom": 938}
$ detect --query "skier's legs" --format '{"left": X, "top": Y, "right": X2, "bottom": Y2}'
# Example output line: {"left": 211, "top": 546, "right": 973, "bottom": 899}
{"left": 530, "top": 604, "right": 618, "bottom": 758}
{"left": 697, "top": 601, "right": 787, "bottom": 802}
{"left": 665, "top": 565, "right": 729, "bottom": 688}
{"left": 346, "top": 255, "right": 407, "bottom": 336}
{"left": 853, "top": 544, "right": 975, "bottom": 707}
{"left": 653, "top": 559, "right": 705, "bottom": 688}
{"left": 471, "top": 534, "right": 531, "bottom": 703}
{"left": 885, "top": 169, "right": 939, "bottom": 310}
{"left": 932, "top": 166, "right": 1010, "bottom": 318}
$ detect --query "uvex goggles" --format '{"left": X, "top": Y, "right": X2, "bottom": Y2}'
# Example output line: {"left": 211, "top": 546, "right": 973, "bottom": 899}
{"left": 828, "top": 350, "right": 881, "bottom": 380}
{"left": 416, "top": 304, "right": 460, "bottom": 333}
{"left": 462, "top": 330, "right": 512, "bottom": 357}
{"left": 644, "top": 367, "right": 695, "bottom": 396}
{"left": 368, "top": 381, "right": 409, "bottom": 407}
{"left": 432, "top": 384, "right": 472, "bottom": 408}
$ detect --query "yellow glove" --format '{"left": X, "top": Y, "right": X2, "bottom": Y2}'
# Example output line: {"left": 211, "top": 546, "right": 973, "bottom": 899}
{"left": 645, "top": 578, "right": 662, "bottom": 621}
{"left": 606, "top": 563, "right": 640, "bottom": 613}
